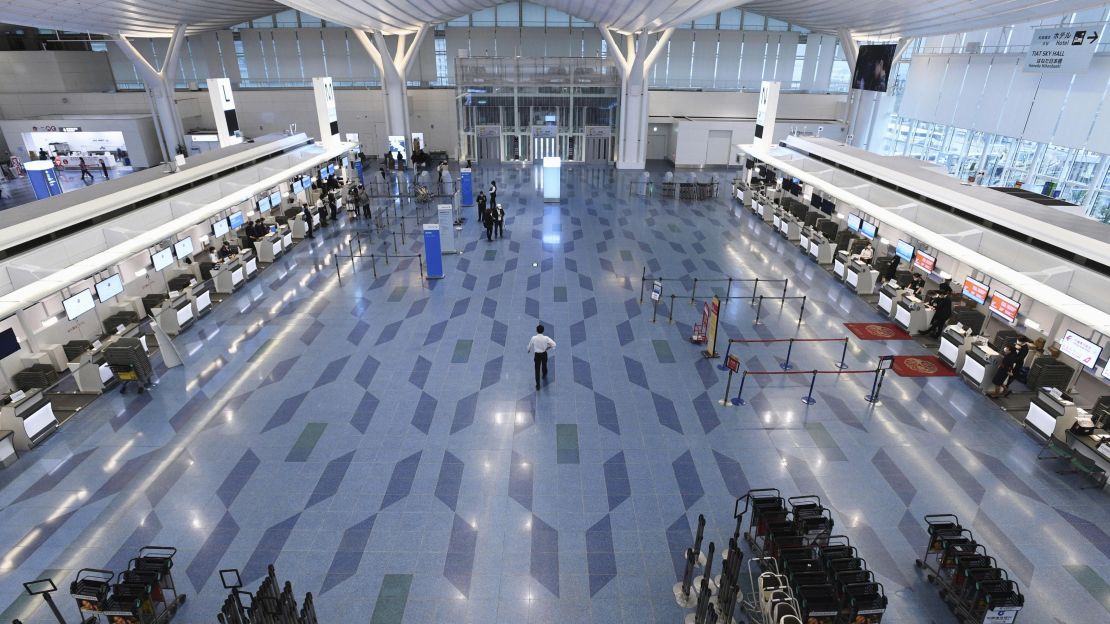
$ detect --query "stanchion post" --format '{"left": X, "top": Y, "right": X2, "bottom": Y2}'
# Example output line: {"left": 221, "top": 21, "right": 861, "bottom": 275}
{"left": 797, "top": 295, "right": 808, "bottom": 324}
{"left": 639, "top": 266, "right": 647, "bottom": 304}
{"left": 400, "top": 215, "right": 406, "bottom": 244}
{"left": 780, "top": 338, "right": 795, "bottom": 370}
{"left": 802, "top": 370, "right": 818, "bottom": 405}
{"left": 691, "top": 278, "right": 698, "bottom": 303}
{"left": 335, "top": 249, "right": 342, "bottom": 285}
{"left": 418, "top": 253, "right": 424, "bottom": 278}
{"left": 836, "top": 338, "right": 849, "bottom": 370}
{"left": 754, "top": 296, "right": 764, "bottom": 325}
{"left": 356, "top": 231, "right": 363, "bottom": 255}
{"left": 726, "top": 277, "right": 733, "bottom": 301}
{"left": 652, "top": 296, "right": 659, "bottom": 323}
{"left": 750, "top": 277, "right": 760, "bottom": 304}
{"left": 730, "top": 371, "right": 748, "bottom": 406}
{"left": 719, "top": 369, "right": 734, "bottom": 406}
{"left": 391, "top": 229, "right": 398, "bottom": 254}
{"left": 669, "top": 294, "right": 676, "bottom": 324}
{"left": 717, "top": 341, "right": 734, "bottom": 371}
{"left": 384, "top": 240, "right": 390, "bottom": 265}
{"left": 866, "top": 362, "right": 885, "bottom": 403}
{"left": 371, "top": 254, "right": 378, "bottom": 278}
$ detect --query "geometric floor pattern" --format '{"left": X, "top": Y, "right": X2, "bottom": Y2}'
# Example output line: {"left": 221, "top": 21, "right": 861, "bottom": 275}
{"left": 1, "top": 162, "right": 1109, "bottom": 623}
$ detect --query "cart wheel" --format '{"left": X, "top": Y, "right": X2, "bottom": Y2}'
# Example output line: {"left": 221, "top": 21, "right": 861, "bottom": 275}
{"left": 180, "top": 594, "right": 187, "bottom": 604}
{"left": 927, "top": 574, "right": 934, "bottom": 583}
{"left": 914, "top": 559, "right": 923, "bottom": 568}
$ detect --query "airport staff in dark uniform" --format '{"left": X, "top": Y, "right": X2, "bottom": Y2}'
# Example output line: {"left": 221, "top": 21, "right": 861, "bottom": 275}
{"left": 301, "top": 204, "right": 315, "bottom": 238}
{"left": 909, "top": 274, "right": 926, "bottom": 297}
{"left": 526, "top": 324, "right": 556, "bottom": 390}
{"left": 920, "top": 292, "right": 953, "bottom": 338}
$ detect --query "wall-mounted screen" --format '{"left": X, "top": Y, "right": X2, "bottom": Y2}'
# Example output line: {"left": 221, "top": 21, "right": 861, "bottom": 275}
{"left": 860, "top": 221, "right": 877, "bottom": 239}
{"left": 94, "top": 273, "right": 124, "bottom": 302}
{"left": 63, "top": 289, "right": 95, "bottom": 320}
{"left": 820, "top": 198, "right": 835, "bottom": 215}
{"left": 228, "top": 211, "right": 245, "bottom": 230}
{"left": 152, "top": 248, "right": 174, "bottom": 271}
{"left": 0, "top": 327, "right": 21, "bottom": 360}
{"left": 894, "top": 240, "right": 915, "bottom": 262}
{"left": 809, "top": 193, "right": 821, "bottom": 208}
{"left": 257, "top": 196, "right": 272, "bottom": 213}
{"left": 342, "top": 157, "right": 349, "bottom": 168}
{"left": 846, "top": 214, "right": 862, "bottom": 232}
{"left": 319, "top": 168, "right": 328, "bottom": 180}
{"left": 213, "top": 218, "right": 230, "bottom": 238}
{"left": 961, "top": 277, "right": 989, "bottom": 305}
{"left": 269, "top": 191, "right": 281, "bottom": 208}
{"left": 1102, "top": 362, "right": 1110, "bottom": 382}
{"left": 328, "top": 164, "right": 336, "bottom": 175}
{"left": 174, "top": 237, "right": 194, "bottom": 259}
{"left": 913, "top": 250, "right": 936, "bottom": 273}
{"left": 988, "top": 293, "right": 1020, "bottom": 324}
{"left": 852, "top": 44, "right": 896, "bottom": 92}
{"left": 1060, "top": 331, "right": 1103, "bottom": 369}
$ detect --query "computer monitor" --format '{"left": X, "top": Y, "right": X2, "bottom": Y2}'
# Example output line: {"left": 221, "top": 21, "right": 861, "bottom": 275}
{"left": 0, "top": 327, "right": 20, "bottom": 360}
{"left": 846, "top": 214, "right": 861, "bottom": 232}
{"left": 961, "top": 277, "right": 989, "bottom": 305}
{"left": 860, "top": 221, "right": 877, "bottom": 239}
{"left": 94, "top": 274, "right": 124, "bottom": 302}
{"left": 257, "top": 196, "right": 272, "bottom": 214}
{"left": 269, "top": 191, "right": 281, "bottom": 208}
{"left": 63, "top": 289, "right": 95, "bottom": 320}
{"left": 988, "top": 292, "right": 1019, "bottom": 324}
{"left": 152, "top": 248, "right": 174, "bottom": 272}
{"left": 213, "top": 218, "right": 230, "bottom": 238}
{"left": 228, "top": 211, "right": 245, "bottom": 230}
{"left": 894, "top": 240, "right": 915, "bottom": 262}
{"left": 174, "top": 237, "right": 194, "bottom": 259}
{"left": 1060, "top": 331, "right": 1103, "bottom": 369}
{"left": 745, "top": 158, "right": 755, "bottom": 170}
{"left": 342, "top": 156, "right": 349, "bottom": 168}
{"left": 328, "top": 164, "right": 336, "bottom": 175}
{"left": 912, "top": 250, "right": 936, "bottom": 273}
{"left": 810, "top": 194, "right": 821, "bottom": 208}
{"left": 821, "top": 198, "right": 835, "bottom": 214}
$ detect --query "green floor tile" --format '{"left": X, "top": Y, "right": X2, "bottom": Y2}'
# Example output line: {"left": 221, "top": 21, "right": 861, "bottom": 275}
{"left": 285, "top": 423, "right": 327, "bottom": 462}
{"left": 1065, "top": 564, "right": 1110, "bottom": 613}
{"left": 556, "top": 424, "right": 579, "bottom": 464}
{"left": 370, "top": 574, "right": 413, "bottom": 624}
{"left": 452, "top": 339, "right": 473, "bottom": 363}
{"left": 620, "top": 250, "right": 633, "bottom": 261}
{"left": 653, "top": 339, "right": 676, "bottom": 364}
{"left": 388, "top": 286, "right": 407, "bottom": 302}
{"left": 484, "top": 249, "right": 497, "bottom": 260}
{"left": 805, "top": 423, "right": 848, "bottom": 462}
{"left": 554, "top": 286, "right": 567, "bottom": 302}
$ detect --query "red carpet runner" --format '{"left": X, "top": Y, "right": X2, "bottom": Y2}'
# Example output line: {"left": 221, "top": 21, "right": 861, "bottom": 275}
{"left": 843, "top": 322, "right": 912, "bottom": 341}
{"left": 891, "top": 355, "right": 959, "bottom": 378}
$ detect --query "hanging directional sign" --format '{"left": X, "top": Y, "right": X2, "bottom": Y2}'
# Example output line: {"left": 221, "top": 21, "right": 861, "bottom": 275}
{"left": 1024, "top": 26, "right": 1100, "bottom": 73}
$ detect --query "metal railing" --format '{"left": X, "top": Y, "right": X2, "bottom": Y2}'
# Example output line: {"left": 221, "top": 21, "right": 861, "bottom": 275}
{"left": 456, "top": 56, "right": 620, "bottom": 86}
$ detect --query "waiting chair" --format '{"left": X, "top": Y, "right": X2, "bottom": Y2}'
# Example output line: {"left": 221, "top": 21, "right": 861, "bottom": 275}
{"left": 1037, "top": 437, "right": 1073, "bottom": 463}
{"left": 1061, "top": 454, "right": 1108, "bottom": 490}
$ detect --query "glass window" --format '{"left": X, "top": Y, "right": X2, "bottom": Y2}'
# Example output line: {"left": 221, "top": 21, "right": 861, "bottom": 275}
{"left": 719, "top": 9, "right": 742, "bottom": 30}
{"left": 274, "top": 10, "right": 298, "bottom": 27}
{"left": 742, "top": 11, "right": 766, "bottom": 30}
{"left": 546, "top": 8, "right": 570, "bottom": 27}
{"left": 521, "top": 3, "right": 545, "bottom": 27}
{"left": 571, "top": 15, "right": 592, "bottom": 27}
{"left": 447, "top": 15, "right": 470, "bottom": 27}
{"left": 434, "top": 36, "right": 448, "bottom": 86}
{"left": 90, "top": 41, "right": 108, "bottom": 52}
{"left": 472, "top": 8, "right": 496, "bottom": 26}
{"left": 251, "top": 16, "right": 274, "bottom": 28}
{"left": 693, "top": 14, "right": 717, "bottom": 29}
{"left": 233, "top": 37, "right": 249, "bottom": 80}
{"left": 298, "top": 12, "right": 322, "bottom": 27}
{"left": 767, "top": 18, "right": 789, "bottom": 31}
{"left": 496, "top": 3, "right": 519, "bottom": 27}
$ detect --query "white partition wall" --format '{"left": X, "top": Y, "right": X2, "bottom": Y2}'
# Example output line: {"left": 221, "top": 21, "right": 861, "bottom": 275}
{"left": 312, "top": 76, "right": 340, "bottom": 149}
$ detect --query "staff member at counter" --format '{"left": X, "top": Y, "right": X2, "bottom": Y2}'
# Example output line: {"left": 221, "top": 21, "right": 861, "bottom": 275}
{"left": 216, "top": 241, "right": 235, "bottom": 260}
{"left": 919, "top": 292, "right": 954, "bottom": 338}
{"left": 909, "top": 273, "right": 926, "bottom": 297}
{"left": 857, "top": 244, "right": 874, "bottom": 264}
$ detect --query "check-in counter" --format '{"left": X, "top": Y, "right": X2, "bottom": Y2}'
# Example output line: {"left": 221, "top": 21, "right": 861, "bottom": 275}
{"left": 213, "top": 259, "right": 246, "bottom": 294}
{"left": 938, "top": 325, "right": 973, "bottom": 370}
{"left": 777, "top": 214, "right": 800, "bottom": 241}
{"left": 1024, "top": 388, "right": 1079, "bottom": 440}
{"left": 0, "top": 391, "right": 58, "bottom": 451}
{"left": 254, "top": 234, "right": 284, "bottom": 264}
{"left": 281, "top": 229, "right": 293, "bottom": 249}
{"left": 846, "top": 260, "right": 878, "bottom": 294}
{"left": 0, "top": 429, "right": 16, "bottom": 468}
{"left": 961, "top": 341, "right": 1000, "bottom": 392}
{"left": 67, "top": 327, "right": 149, "bottom": 394}
{"left": 877, "top": 281, "right": 902, "bottom": 317}
{"left": 894, "top": 294, "right": 933, "bottom": 334}
{"left": 156, "top": 293, "right": 195, "bottom": 336}
{"left": 1067, "top": 426, "right": 1110, "bottom": 486}
{"left": 190, "top": 285, "right": 213, "bottom": 317}
{"left": 833, "top": 250, "right": 849, "bottom": 281}
{"left": 735, "top": 185, "right": 750, "bottom": 207}
{"left": 21, "top": 344, "right": 69, "bottom": 373}
{"left": 809, "top": 236, "right": 835, "bottom": 264}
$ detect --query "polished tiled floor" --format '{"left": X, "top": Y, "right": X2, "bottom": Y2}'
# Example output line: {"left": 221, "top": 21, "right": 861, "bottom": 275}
{"left": 2, "top": 162, "right": 1109, "bottom": 623}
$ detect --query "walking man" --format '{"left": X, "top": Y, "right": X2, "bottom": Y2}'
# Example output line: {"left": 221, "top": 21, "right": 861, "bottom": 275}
{"left": 526, "top": 324, "right": 556, "bottom": 390}
{"left": 482, "top": 204, "right": 495, "bottom": 241}
{"left": 78, "top": 157, "right": 93, "bottom": 182}
{"left": 98, "top": 158, "right": 109, "bottom": 180}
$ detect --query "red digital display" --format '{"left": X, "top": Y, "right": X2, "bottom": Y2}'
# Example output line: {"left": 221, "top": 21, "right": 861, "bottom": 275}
{"left": 961, "top": 277, "right": 989, "bottom": 305}
{"left": 913, "top": 250, "right": 936, "bottom": 273}
{"left": 989, "top": 293, "right": 1020, "bottom": 323}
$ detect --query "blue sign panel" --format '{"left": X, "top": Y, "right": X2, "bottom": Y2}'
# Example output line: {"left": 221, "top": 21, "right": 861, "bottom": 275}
{"left": 354, "top": 159, "right": 365, "bottom": 186}
{"left": 460, "top": 168, "right": 474, "bottom": 206}
{"left": 26, "top": 163, "right": 63, "bottom": 200}
{"left": 423, "top": 224, "right": 444, "bottom": 279}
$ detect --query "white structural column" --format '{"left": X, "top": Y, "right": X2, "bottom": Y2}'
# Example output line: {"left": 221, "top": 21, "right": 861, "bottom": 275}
{"left": 352, "top": 26, "right": 428, "bottom": 150}
{"left": 114, "top": 24, "right": 187, "bottom": 166}
{"left": 600, "top": 26, "right": 674, "bottom": 169}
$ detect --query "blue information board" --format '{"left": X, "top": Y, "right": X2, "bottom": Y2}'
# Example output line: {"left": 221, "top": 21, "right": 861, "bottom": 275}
{"left": 26, "top": 162, "right": 63, "bottom": 199}
{"left": 354, "top": 159, "right": 364, "bottom": 186}
{"left": 460, "top": 168, "right": 474, "bottom": 206}
{"left": 423, "top": 224, "right": 444, "bottom": 279}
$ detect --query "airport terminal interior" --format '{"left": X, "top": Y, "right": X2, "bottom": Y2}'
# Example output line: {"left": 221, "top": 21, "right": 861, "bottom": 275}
{"left": 1, "top": 2, "right": 1110, "bottom": 624}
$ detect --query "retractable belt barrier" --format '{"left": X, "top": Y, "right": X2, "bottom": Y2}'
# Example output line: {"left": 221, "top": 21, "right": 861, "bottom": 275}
{"left": 333, "top": 233, "right": 424, "bottom": 284}
{"left": 719, "top": 337, "right": 851, "bottom": 373}
{"left": 721, "top": 366, "right": 883, "bottom": 407}
{"left": 639, "top": 267, "right": 790, "bottom": 306}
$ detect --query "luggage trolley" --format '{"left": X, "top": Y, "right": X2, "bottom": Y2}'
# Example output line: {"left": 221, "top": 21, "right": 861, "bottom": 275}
{"left": 70, "top": 547, "right": 185, "bottom": 624}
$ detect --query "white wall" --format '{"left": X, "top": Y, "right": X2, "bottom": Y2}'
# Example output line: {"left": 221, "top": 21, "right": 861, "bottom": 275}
{"left": 0, "top": 51, "right": 116, "bottom": 94}
{"left": 649, "top": 91, "right": 846, "bottom": 120}
{"left": 670, "top": 119, "right": 849, "bottom": 167}
{"left": 0, "top": 116, "right": 163, "bottom": 168}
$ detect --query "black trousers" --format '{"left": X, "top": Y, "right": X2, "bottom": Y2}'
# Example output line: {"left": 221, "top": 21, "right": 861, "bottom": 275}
{"left": 485, "top": 224, "right": 493, "bottom": 241}
{"left": 534, "top": 352, "right": 548, "bottom": 386}
{"left": 80, "top": 170, "right": 93, "bottom": 181}
{"left": 495, "top": 222, "right": 503, "bottom": 238}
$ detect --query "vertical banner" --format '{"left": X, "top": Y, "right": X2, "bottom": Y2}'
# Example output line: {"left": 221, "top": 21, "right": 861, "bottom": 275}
{"left": 705, "top": 295, "right": 721, "bottom": 358}
{"left": 24, "top": 161, "right": 63, "bottom": 199}
{"left": 460, "top": 168, "right": 474, "bottom": 206}
{"left": 542, "top": 156, "right": 561, "bottom": 202}
{"left": 437, "top": 205, "right": 456, "bottom": 253}
{"left": 754, "top": 81, "right": 781, "bottom": 150}
{"left": 312, "top": 77, "right": 340, "bottom": 149}
{"left": 354, "top": 159, "right": 365, "bottom": 186}
{"left": 206, "top": 78, "right": 242, "bottom": 147}
{"left": 423, "top": 224, "right": 444, "bottom": 279}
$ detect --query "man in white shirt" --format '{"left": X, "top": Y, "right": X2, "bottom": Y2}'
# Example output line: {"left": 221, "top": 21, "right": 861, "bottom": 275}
{"left": 526, "top": 324, "right": 556, "bottom": 390}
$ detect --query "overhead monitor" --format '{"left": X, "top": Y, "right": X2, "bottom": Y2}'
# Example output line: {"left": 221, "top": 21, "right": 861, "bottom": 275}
{"left": 212, "top": 218, "right": 230, "bottom": 238}
{"left": 0, "top": 327, "right": 21, "bottom": 360}
{"left": 852, "top": 44, "right": 896, "bottom": 92}
{"left": 961, "top": 277, "right": 989, "bottom": 305}
{"left": 328, "top": 164, "right": 336, "bottom": 175}
{"left": 894, "top": 240, "right": 915, "bottom": 262}
{"left": 257, "top": 196, "right": 272, "bottom": 213}
{"left": 846, "top": 214, "right": 862, "bottom": 232}
{"left": 1060, "top": 331, "right": 1103, "bottom": 369}
{"left": 912, "top": 250, "right": 936, "bottom": 273}
{"left": 269, "top": 191, "right": 281, "bottom": 208}
{"left": 319, "top": 168, "right": 328, "bottom": 180}
{"left": 152, "top": 248, "right": 174, "bottom": 271}
{"left": 810, "top": 194, "right": 821, "bottom": 208}
{"left": 342, "top": 156, "right": 349, "bottom": 168}
{"left": 174, "top": 236, "right": 194, "bottom": 259}
{"left": 94, "top": 273, "right": 124, "bottom": 302}
{"left": 860, "top": 221, "right": 877, "bottom": 239}
{"left": 745, "top": 158, "right": 756, "bottom": 170}
{"left": 822, "top": 198, "right": 835, "bottom": 214}
{"left": 988, "top": 292, "right": 1020, "bottom": 324}
{"left": 228, "top": 211, "right": 245, "bottom": 230}
{"left": 63, "top": 289, "right": 95, "bottom": 320}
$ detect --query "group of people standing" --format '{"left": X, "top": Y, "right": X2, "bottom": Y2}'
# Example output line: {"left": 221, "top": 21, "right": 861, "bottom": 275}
{"left": 476, "top": 180, "right": 504, "bottom": 241}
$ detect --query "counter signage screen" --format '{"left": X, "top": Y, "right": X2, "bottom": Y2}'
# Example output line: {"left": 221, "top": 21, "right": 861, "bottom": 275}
{"left": 894, "top": 240, "right": 915, "bottom": 262}
{"left": 913, "top": 250, "right": 936, "bottom": 272}
{"left": 94, "top": 273, "right": 124, "bottom": 302}
{"left": 269, "top": 191, "right": 281, "bottom": 208}
{"left": 63, "top": 289, "right": 95, "bottom": 320}
{"left": 961, "top": 277, "right": 989, "bottom": 305}
{"left": 342, "top": 156, "right": 349, "bottom": 168}
{"left": 174, "top": 237, "right": 194, "bottom": 259}
{"left": 1103, "top": 362, "right": 1110, "bottom": 382}
{"left": 0, "top": 327, "right": 19, "bottom": 360}
{"left": 860, "top": 222, "right": 877, "bottom": 239}
{"left": 228, "top": 211, "right": 245, "bottom": 230}
{"left": 988, "top": 293, "right": 1020, "bottom": 324}
{"left": 257, "top": 196, "right": 272, "bottom": 213}
{"left": 821, "top": 198, "right": 835, "bottom": 215}
{"left": 852, "top": 44, "right": 896, "bottom": 92}
{"left": 328, "top": 164, "right": 336, "bottom": 175}
{"left": 846, "top": 214, "right": 861, "bottom": 232}
{"left": 212, "top": 218, "right": 230, "bottom": 238}
{"left": 152, "top": 248, "right": 174, "bottom": 272}
{"left": 1060, "top": 331, "right": 1103, "bottom": 369}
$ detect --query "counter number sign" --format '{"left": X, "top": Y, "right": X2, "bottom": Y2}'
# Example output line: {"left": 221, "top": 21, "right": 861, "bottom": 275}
{"left": 651, "top": 280, "right": 662, "bottom": 302}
